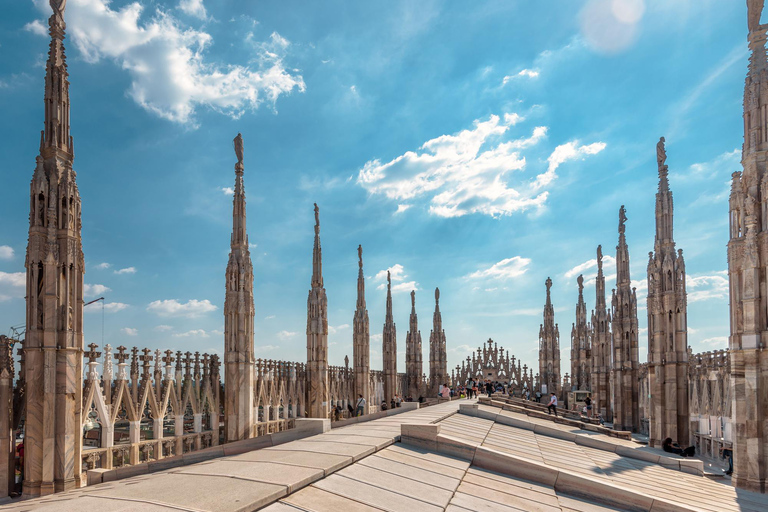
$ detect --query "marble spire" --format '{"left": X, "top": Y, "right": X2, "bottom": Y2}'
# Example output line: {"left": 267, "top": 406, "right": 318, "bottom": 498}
{"left": 429, "top": 287, "right": 447, "bottom": 393}
{"left": 590, "top": 245, "right": 612, "bottom": 421}
{"left": 570, "top": 274, "right": 591, "bottom": 391}
{"left": 352, "top": 245, "right": 370, "bottom": 414}
{"left": 727, "top": 0, "right": 768, "bottom": 491}
{"left": 24, "top": 0, "right": 85, "bottom": 495}
{"left": 306, "top": 204, "right": 329, "bottom": 418}
{"left": 647, "top": 137, "right": 689, "bottom": 448}
{"left": 382, "top": 271, "right": 397, "bottom": 404}
{"left": 405, "top": 290, "right": 423, "bottom": 398}
{"left": 538, "top": 278, "right": 561, "bottom": 397}
{"left": 611, "top": 206, "right": 640, "bottom": 432}
{"left": 224, "top": 133, "right": 255, "bottom": 442}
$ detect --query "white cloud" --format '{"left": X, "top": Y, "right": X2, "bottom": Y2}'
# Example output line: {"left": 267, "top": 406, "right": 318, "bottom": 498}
{"left": 178, "top": 0, "right": 207, "bottom": 20}
{"left": 687, "top": 271, "right": 728, "bottom": 303}
{"left": 395, "top": 204, "right": 411, "bottom": 214}
{"left": 154, "top": 325, "right": 173, "bottom": 332}
{"left": 147, "top": 299, "right": 217, "bottom": 317}
{"left": 0, "top": 271, "right": 25, "bottom": 302}
{"left": 84, "top": 283, "right": 111, "bottom": 297}
{"left": 264, "top": 315, "right": 275, "bottom": 320}
{"left": 277, "top": 330, "right": 297, "bottom": 340}
{"left": 173, "top": 329, "right": 210, "bottom": 338}
{"left": 329, "top": 324, "right": 350, "bottom": 335}
{"left": 370, "top": 333, "right": 383, "bottom": 343}
{"left": 30, "top": 0, "right": 304, "bottom": 125}
{"left": 95, "top": 262, "right": 112, "bottom": 270}
{"left": 564, "top": 255, "right": 616, "bottom": 280}
{"left": 357, "top": 114, "right": 604, "bottom": 218}
{"left": 502, "top": 69, "right": 539, "bottom": 84}
{"left": 537, "top": 141, "right": 606, "bottom": 190}
{"left": 0, "top": 246, "right": 14, "bottom": 260}
{"left": 681, "top": 149, "right": 740, "bottom": 182}
{"left": 374, "top": 264, "right": 418, "bottom": 293}
{"left": 700, "top": 336, "right": 728, "bottom": 348}
{"left": 503, "top": 113, "right": 524, "bottom": 125}
{"left": 24, "top": 19, "right": 48, "bottom": 37}
{"left": 121, "top": 327, "right": 138, "bottom": 336}
{"left": 92, "top": 302, "right": 129, "bottom": 313}
{"left": 466, "top": 256, "right": 531, "bottom": 281}
{"left": 114, "top": 267, "right": 137, "bottom": 275}
{"left": 221, "top": 187, "right": 234, "bottom": 195}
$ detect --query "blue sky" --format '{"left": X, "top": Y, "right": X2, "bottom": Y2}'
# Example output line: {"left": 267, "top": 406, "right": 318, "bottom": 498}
{"left": 0, "top": 0, "right": 744, "bottom": 380}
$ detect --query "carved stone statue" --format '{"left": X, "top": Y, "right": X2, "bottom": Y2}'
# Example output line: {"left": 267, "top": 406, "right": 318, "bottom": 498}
{"left": 597, "top": 244, "right": 603, "bottom": 264}
{"left": 577, "top": 274, "right": 584, "bottom": 292}
{"left": 748, "top": 0, "right": 764, "bottom": 32}
{"left": 410, "top": 290, "right": 415, "bottom": 308}
{"left": 619, "top": 205, "right": 628, "bottom": 234}
{"left": 357, "top": 244, "right": 363, "bottom": 268}
{"left": 50, "top": 0, "right": 66, "bottom": 16}
{"left": 656, "top": 137, "right": 666, "bottom": 169}
{"left": 435, "top": 287, "right": 440, "bottom": 303}
{"left": 233, "top": 133, "right": 244, "bottom": 170}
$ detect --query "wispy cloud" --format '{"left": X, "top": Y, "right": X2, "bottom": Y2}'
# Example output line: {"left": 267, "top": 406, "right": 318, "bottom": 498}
{"left": 465, "top": 257, "right": 531, "bottom": 281}
{"left": 154, "top": 325, "right": 173, "bottom": 332}
{"left": 277, "top": 330, "right": 297, "bottom": 340}
{"left": 358, "top": 114, "right": 604, "bottom": 218}
{"left": 502, "top": 68, "right": 539, "bottom": 84}
{"left": 95, "top": 262, "right": 112, "bottom": 270}
{"left": 173, "top": 329, "right": 210, "bottom": 338}
{"left": 147, "top": 299, "right": 217, "bottom": 317}
{"left": 221, "top": 187, "right": 234, "bottom": 196}
{"left": 0, "top": 246, "right": 14, "bottom": 260}
{"left": 114, "top": 267, "right": 137, "bottom": 275}
{"left": 84, "top": 283, "right": 111, "bottom": 298}
{"left": 178, "top": 0, "right": 208, "bottom": 20}
{"left": 0, "top": 271, "right": 25, "bottom": 302}
{"left": 29, "top": 0, "right": 304, "bottom": 125}
{"left": 687, "top": 271, "right": 728, "bottom": 303}
{"left": 24, "top": 19, "right": 47, "bottom": 37}
{"left": 121, "top": 327, "right": 138, "bottom": 336}
{"left": 84, "top": 302, "right": 129, "bottom": 313}
{"left": 375, "top": 264, "right": 418, "bottom": 293}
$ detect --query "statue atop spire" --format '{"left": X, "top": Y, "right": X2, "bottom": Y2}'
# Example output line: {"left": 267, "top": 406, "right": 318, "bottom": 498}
{"left": 358, "top": 244, "right": 363, "bottom": 269}
{"left": 619, "top": 205, "right": 628, "bottom": 234}
{"left": 410, "top": 290, "right": 416, "bottom": 310}
{"left": 435, "top": 287, "right": 440, "bottom": 303}
{"left": 577, "top": 274, "right": 584, "bottom": 296}
{"left": 307, "top": 204, "right": 329, "bottom": 418}
{"left": 233, "top": 133, "right": 244, "bottom": 171}
{"left": 656, "top": 136, "right": 667, "bottom": 169}
{"left": 748, "top": 0, "right": 764, "bottom": 33}
{"left": 429, "top": 286, "right": 447, "bottom": 395}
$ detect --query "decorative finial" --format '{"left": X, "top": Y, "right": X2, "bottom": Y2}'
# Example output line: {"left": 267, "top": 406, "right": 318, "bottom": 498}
{"left": 435, "top": 287, "right": 440, "bottom": 303}
{"left": 545, "top": 277, "right": 552, "bottom": 293}
{"left": 314, "top": 203, "right": 320, "bottom": 236}
{"left": 597, "top": 245, "right": 603, "bottom": 266}
{"left": 387, "top": 270, "right": 391, "bottom": 287}
{"left": 619, "top": 205, "right": 627, "bottom": 234}
{"left": 410, "top": 290, "right": 415, "bottom": 308}
{"left": 358, "top": 244, "right": 363, "bottom": 268}
{"left": 233, "top": 133, "right": 244, "bottom": 171}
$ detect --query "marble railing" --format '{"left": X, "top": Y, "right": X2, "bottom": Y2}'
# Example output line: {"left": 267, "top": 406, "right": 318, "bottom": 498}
{"left": 80, "top": 343, "right": 221, "bottom": 475}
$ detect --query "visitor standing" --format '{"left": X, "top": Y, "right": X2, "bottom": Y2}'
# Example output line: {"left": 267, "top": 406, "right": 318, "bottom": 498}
{"left": 584, "top": 394, "right": 592, "bottom": 418}
{"left": 355, "top": 394, "right": 366, "bottom": 417}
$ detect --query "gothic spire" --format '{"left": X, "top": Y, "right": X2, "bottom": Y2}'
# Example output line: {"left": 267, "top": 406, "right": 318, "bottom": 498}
{"left": 596, "top": 245, "right": 606, "bottom": 311}
{"left": 616, "top": 206, "right": 631, "bottom": 287}
{"left": 231, "top": 133, "right": 248, "bottom": 249}
{"left": 356, "top": 244, "right": 365, "bottom": 310}
{"left": 385, "top": 270, "right": 393, "bottom": 322}
{"left": 42, "top": 0, "right": 72, "bottom": 156}
{"left": 654, "top": 137, "right": 674, "bottom": 250}
{"left": 312, "top": 203, "right": 323, "bottom": 288}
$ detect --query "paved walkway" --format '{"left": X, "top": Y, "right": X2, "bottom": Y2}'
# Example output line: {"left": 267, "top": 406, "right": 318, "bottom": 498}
{"left": 440, "top": 407, "right": 768, "bottom": 512}
{"left": 2, "top": 401, "right": 462, "bottom": 512}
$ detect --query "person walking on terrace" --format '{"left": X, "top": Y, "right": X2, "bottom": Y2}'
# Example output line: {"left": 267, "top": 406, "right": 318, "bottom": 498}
{"left": 355, "top": 394, "right": 366, "bottom": 417}
{"left": 547, "top": 392, "right": 558, "bottom": 416}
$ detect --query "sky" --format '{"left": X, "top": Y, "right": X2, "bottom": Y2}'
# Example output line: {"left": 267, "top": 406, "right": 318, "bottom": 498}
{"left": 0, "top": 0, "right": 746, "bottom": 382}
